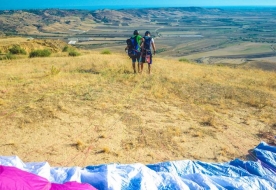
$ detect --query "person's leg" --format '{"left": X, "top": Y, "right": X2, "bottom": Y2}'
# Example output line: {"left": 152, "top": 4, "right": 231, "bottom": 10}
{"left": 148, "top": 54, "right": 152, "bottom": 74}
{"left": 131, "top": 57, "right": 137, "bottom": 73}
{"left": 137, "top": 59, "right": 140, "bottom": 73}
{"left": 140, "top": 53, "right": 146, "bottom": 74}
{"left": 136, "top": 54, "right": 141, "bottom": 73}
{"left": 140, "top": 62, "right": 144, "bottom": 73}
{"left": 132, "top": 62, "right": 136, "bottom": 73}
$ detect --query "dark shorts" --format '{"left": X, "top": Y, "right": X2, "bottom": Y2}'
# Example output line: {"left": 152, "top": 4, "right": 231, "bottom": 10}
{"left": 140, "top": 50, "right": 152, "bottom": 64}
{"left": 131, "top": 52, "right": 141, "bottom": 63}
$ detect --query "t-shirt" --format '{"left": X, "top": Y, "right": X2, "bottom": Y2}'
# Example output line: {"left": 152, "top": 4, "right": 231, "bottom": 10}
{"left": 143, "top": 36, "right": 154, "bottom": 50}
{"left": 132, "top": 35, "right": 142, "bottom": 50}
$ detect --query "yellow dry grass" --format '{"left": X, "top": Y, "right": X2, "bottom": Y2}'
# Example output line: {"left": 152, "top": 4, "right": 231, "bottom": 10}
{"left": 0, "top": 37, "right": 69, "bottom": 54}
{"left": 0, "top": 45, "right": 276, "bottom": 166}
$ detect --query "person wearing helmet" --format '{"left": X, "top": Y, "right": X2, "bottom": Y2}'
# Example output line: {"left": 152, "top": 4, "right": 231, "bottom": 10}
{"left": 140, "top": 31, "right": 156, "bottom": 74}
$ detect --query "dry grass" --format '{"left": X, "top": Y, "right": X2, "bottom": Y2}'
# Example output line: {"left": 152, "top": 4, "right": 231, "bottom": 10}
{"left": 96, "top": 147, "right": 110, "bottom": 154}
{"left": 257, "top": 122, "right": 276, "bottom": 145}
{"left": 75, "top": 140, "right": 86, "bottom": 151}
{"left": 0, "top": 37, "right": 69, "bottom": 55}
{"left": 0, "top": 38, "right": 276, "bottom": 166}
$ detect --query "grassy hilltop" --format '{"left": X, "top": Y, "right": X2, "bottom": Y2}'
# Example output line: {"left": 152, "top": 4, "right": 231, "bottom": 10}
{"left": 0, "top": 38, "right": 276, "bottom": 166}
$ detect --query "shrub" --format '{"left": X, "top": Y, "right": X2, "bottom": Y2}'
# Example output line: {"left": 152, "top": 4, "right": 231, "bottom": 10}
{"left": 9, "top": 45, "right": 26, "bottom": 55}
{"left": 101, "top": 49, "right": 111, "bottom": 54}
{"left": 179, "top": 58, "right": 190, "bottom": 63}
{"left": 62, "top": 45, "right": 76, "bottom": 52}
{"left": 0, "top": 53, "right": 16, "bottom": 60}
{"left": 62, "top": 45, "right": 70, "bottom": 52}
{"left": 5, "top": 53, "right": 16, "bottom": 60}
{"left": 29, "top": 49, "right": 51, "bottom": 58}
{"left": 68, "top": 50, "right": 80, "bottom": 57}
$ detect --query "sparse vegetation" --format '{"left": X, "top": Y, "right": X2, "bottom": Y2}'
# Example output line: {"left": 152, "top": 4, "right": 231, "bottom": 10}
{"left": 101, "top": 49, "right": 111, "bottom": 54}
{"left": 156, "top": 48, "right": 166, "bottom": 54}
{"left": 75, "top": 140, "right": 86, "bottom": 150}
{"left": 29, "top": 49, "right": 51, "bottom": 58}
{"left": 49, "top": 66, "right": 61, "bottom": 76}
{"left": 257, "top": 125, "right": 276, "bottom": 145}
{"left": 200, "top": 116, "right": 216, "bottom": 127}
{"left": 9, "top": 45, "right": 26, "bottom": 55}
{"left": 62, "top": 45, "right": 74, "bottom": 52}
{"left": 68, "top": 50, "right": 80, "bottom": 57}
{"left": 62, "top": 46, "right": 70, "bottom": 52}
{"left": 97, "top": 147, "right": 110, "bottom": 154}
{"left": 0, "top": 52, "right": 16, "bottom": 60}
{"left": 62, "top": 45, "right": 81, "bottom": 56}
{"left": 179, "top": 58, "right": 190, "bottom": 63}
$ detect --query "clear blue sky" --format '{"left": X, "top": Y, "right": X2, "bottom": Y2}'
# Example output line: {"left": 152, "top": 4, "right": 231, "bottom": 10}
{"left": 1, "top": 0, "right": 276, "bottom": 10}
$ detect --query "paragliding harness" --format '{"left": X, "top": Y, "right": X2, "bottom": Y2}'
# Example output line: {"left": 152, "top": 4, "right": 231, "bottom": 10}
{"left": 141, "top": 36, "right": 152, "bottom": 64}
{"left": 126, "top": 36, "right": 140, "bottom": 58}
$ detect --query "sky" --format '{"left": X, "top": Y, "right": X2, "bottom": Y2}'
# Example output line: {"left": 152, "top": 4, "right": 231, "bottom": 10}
{"left": 1, "top": 0, "right": 276, "bottom": 10}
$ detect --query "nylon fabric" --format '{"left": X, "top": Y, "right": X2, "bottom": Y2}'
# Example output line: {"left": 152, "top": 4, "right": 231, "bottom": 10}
{"left": 0, "top": 142, "right": 275, "bottom": 189}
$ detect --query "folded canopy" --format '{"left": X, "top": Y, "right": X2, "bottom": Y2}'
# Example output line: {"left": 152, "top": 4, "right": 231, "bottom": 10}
{"left": 0, "top": 142, "right": 275, "bottom": 189}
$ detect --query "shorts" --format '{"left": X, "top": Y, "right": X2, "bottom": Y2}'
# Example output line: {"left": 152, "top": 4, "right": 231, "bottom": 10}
{"left": 131, "top": 52, "right": 141, "bottom": 63}
{"left": 140, "top": 50, "right": 152, "bottom": 64}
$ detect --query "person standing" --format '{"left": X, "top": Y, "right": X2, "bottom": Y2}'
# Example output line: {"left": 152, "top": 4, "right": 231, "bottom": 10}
{"left": 125, "top": 30, "right": 142, "bottom": 73}
{"left": 140, "top": 31, "right": 156, "bottom": 74}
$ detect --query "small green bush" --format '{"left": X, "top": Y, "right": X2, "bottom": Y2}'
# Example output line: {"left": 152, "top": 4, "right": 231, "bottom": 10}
{"left": 62, "top": 45, "right": 76, "bottom": 53}
{"left": 101, "top": 49, "right": 111, "bottom": 54}
{"left": 179, "top": 58, "right": 190, "bottom": 63}
{"left": 62, "top": 45, "right": 70, "bottom": 52}
{"left": 29, "top": 49, "right": 51, "bottom": 58}
{"left": 0, "top": 53, "right": 16, "bottom": 60}
{"left": 9, "top": 45, "right": 26, "bottom": 55}
{"left": 6, "top": 53, "right": 16, "bottom": 60}
{"left": 68, "top": 51, "right": 80, "bottom": 57}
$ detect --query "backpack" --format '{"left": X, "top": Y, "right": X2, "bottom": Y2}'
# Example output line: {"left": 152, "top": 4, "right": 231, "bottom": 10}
{"left": 143, "top": 36, "right": 152, "bottom": 50}
{"left": 126, "top": 36, "right": 140, "bottom": 58}
{"left": 142, "top": 36, "right": 152, "bottom": 63}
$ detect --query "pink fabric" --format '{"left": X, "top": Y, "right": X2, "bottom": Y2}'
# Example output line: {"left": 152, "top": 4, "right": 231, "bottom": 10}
{"left": 0, "top": 165, "right": 96, "bottom": 190}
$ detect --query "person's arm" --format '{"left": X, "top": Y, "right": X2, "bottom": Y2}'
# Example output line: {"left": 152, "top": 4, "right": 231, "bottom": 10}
{"left": 140, "top": 37, "right": 145, "bottom": 50}
{"left": 139, "top": 36, "right": 143, "bottom": 46}
{"left": 151, "top": 39, "right": 156, "bottom": 55}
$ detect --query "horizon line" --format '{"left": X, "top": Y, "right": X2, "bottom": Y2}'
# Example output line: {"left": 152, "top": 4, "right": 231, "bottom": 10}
{"left": 1, "top": 5, "right": 276, "bottom": 11}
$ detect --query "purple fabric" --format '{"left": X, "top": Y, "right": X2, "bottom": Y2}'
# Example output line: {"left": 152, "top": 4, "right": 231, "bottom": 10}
{"left": 0, "top": 165, "right": 96, "bottom": 190}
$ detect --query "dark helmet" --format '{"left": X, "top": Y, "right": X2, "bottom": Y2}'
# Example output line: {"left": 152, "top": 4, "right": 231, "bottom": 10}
{"left": 133, "top": 30, "right": 139, "bottom": 35}
{"left": 145, "top": 31, "right": 151, "bottom": 36}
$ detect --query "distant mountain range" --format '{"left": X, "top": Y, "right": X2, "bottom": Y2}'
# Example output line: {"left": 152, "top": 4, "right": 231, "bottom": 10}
{"left": 0, "top": 7, "right": 224, "bottom": 35}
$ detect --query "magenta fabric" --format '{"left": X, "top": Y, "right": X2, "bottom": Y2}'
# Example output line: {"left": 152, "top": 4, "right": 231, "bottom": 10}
{"left": 0, "top": 165, "right": 96, "bottom": 190}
